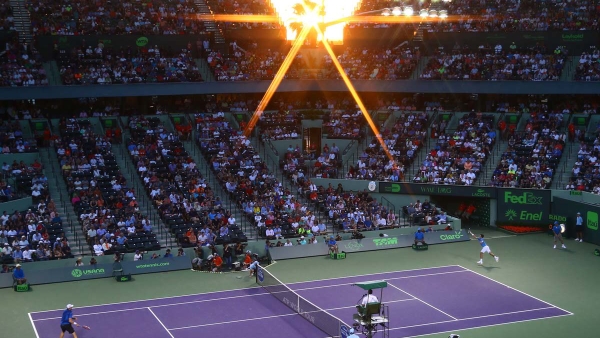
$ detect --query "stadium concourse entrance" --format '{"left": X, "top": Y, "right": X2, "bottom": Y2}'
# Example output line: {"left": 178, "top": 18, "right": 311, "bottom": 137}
{"left": 430, "top": 195, "right": 491, "bottom": 228}
{"left": 303, "top": 127, "right": 321, "bottom": 157}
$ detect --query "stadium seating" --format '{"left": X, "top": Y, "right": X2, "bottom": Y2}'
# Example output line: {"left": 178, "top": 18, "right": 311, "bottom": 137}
{"left": 575, "top": 50, "right": 600, "bottom": 82}
{"left": 0, "top": 0, "right": 13, "bottom": 31}
{"left": 0, "top": 39, "right": 48, "bottom": 87}
{"left": 318, "top": 188, "right": 398, "bottom": 232}
{"left": 196, "top": 113, "right": 314, "bottom": 240}
{"left": 568, "top": 134, "right": 600, "bottom": 192}
{"left": 55, "top": 118, "right": 160, "bottom": 255}
{"left": 57, "top": 46, "right": 202, "bottom": 85}
{"left": 127, "top": 115, "right": 246, "bottom": 247}
{"left": 414, "top": 112, "right": 496, "bottom": 185}
{"left": 324, "top": 47, "right": 419, "bottom": 80}
{"left": 27, "top": 0, "right": 206, "bottom": 35}
{"left": 490, "top": 112, "right": 565, "bottom": 189}
{"left": 347, "top": 112, "right": 428, "bottom": 181}
{"left": 421, "top": 47, "right": 567, "bottom": 81}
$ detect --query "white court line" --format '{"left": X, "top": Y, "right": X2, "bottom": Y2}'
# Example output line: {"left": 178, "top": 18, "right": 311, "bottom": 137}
{"left": 396, "top": 308, "right": 573, "bottom": 338}
{"left": 484, "top": 235, "right": 517, "bottom": 239}
{"left": 387, "top": 283, "right": 458, "bottom": 320}
{"left": 457, "top": 265, "right": 574, "bottom": 315}
{"left": 148, "top": 308, "right": 175, "bottom": 338}
{"left": 28, "top": 264, "right": 462, "bottom": 315}
{"left": 31, "top": 293, "right": 274, "bottom": 321}
{"left": 285, "top": 264, "right": 465, "bottom": 286}
{"left": 31, "top": 266, "right": 467, "bottom": 321}
{"left": 28, "top": 313, "right": 40, "bottom": 338}
{"left": 168, "top": 298, "right": 418, "bottom": 331}
{"left": 290, "top": 270, "right": 468, "bottom": 292}
{"left": 390, "top": 306, "right": 557, "bottom": 330}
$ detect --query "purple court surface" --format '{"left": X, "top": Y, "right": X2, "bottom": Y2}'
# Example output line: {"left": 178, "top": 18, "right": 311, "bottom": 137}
{"left": 29, "top": 265, "right": 572, "bottom": 338}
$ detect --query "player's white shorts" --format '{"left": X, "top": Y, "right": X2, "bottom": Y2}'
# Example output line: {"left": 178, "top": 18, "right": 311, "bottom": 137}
{"left": 480, "top": 245, "right": 491, "bottom": 254}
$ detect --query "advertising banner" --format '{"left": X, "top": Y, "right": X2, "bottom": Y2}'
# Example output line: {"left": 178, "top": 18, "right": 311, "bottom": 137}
{"left": 422, "top": 31, "right": 598, "bottom": 55}
{"left": 379, "top": 182, "right": 496, "bottom": 198}
{"left": 269, "top": 230, "right": 469, "bottom": 260}
{"left": 552, "top": 198, "right": 600, "bottom": 245}
{"left": 496, "top": 188, "right": 551, "bottom": 225}
{"left": 0, "top": 256, "right": 191, "bottom": 288}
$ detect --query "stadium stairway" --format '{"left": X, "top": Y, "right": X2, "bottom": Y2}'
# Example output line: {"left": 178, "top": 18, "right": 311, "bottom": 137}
{"left": 251, "top": 137, "right": 337, "bottom": 235}
{"left": 183, "top": 139, "right": 256, "bottom": 240}
{"left": 111, "top": 142, "right": 173, "bottom": 250}
{"left": 475, "top": 138, "right": 508, "bottom": 186}
{"left": 551, "top": 139, "right": 578, "bottom": 190}
{"left": 39, "top": 147, "right": 89, "bottom": 257}
{"left": 8, "top": 0, "right": 33, "bottom": 43}
{"left": 560, "top": 56, "right": 578, "bottom": 82}
{"left": 43, "top": 61, "right": 62, "bottom": 86}
{"left": 412, "top": 56, "right": 429, "bottom": 79}
{"left": 193, "top": 0, "right": 227, "bottom": 47}
{"left": 195, "top": 58, "right": 215, "bottom": 82}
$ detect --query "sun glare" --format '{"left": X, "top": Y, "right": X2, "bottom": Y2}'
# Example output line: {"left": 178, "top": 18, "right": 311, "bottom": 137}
{"left": 270, "top": 0, "right": 362, "bottom": 42}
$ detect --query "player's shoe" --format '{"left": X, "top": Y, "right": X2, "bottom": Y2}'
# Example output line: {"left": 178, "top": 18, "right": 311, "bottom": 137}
{"left": 553, "top": 245, "right": 556, "bottom": 249}
{"left": 495, "top": 256, "right": 499, "bottom": 262}
{"left": 579, "top": 239, "right": 583, "bottom": 242}
{"left": 477, "top": 260, "right": 483, "bottom": 265}
{"left": 574, "top": 238, "right": 579, "bottom": 241}
{"left": 562, "top": 244, "right": 566, "bottom": 249}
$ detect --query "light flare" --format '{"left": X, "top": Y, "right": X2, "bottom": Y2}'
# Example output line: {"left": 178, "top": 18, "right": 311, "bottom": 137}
{"left": 243, "top": 26, "right": 312, "bottom": 138}
{"left": 313, "top": 24, "right": 395, "bottom": 164}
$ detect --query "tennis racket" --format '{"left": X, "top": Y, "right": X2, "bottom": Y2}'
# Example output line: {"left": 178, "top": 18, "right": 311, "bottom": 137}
{"left": 82, "top": 325, "right": 91, "bottom": 330}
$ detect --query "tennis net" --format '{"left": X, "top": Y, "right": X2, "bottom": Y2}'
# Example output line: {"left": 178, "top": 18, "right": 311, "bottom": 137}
{"left": 256, "top": 266, "right": 351, "bottom": 337}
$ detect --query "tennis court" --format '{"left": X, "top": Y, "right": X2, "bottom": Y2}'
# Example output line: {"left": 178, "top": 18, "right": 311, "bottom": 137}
{"left": 28, "top": 265, "right": 571, "bottom": 338}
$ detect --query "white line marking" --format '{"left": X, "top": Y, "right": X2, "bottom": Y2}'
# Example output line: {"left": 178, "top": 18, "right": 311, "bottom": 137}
{"left": 28, "top": 312, "right": 40, "bottom": 338}
{"left": 485, "top": 235, "right": 517, "bottom": 239}
{"left": 285, "top": 264, "right": 465, "bottom": 286}
{"left": 32, "top": 293, "right": 273, "bottom": 321}
{"left": 291, "top": 270, "right": 468, "bottom": 292}
{"left": 28, "top": 286, "right": 261, "bottom": 314}
{"left": 148, "top": 307, "right": 175, "bottom": 338}
{"left": 387, "top": 283, "right": 458, "bottom": 320}
{"left": 168, "top": 298, "right": 418, "bottom": 331}
{"left": 390, "top": 306, "right": 557, "bottom": 330}
{"left": 400, "top": 310, "right": 573, "bottom": 338}
{"left": 31, "top": 265, "right": 466, "bottom": 320}
{"left": 457, "top": 265, "right": 574, "bottom": 315}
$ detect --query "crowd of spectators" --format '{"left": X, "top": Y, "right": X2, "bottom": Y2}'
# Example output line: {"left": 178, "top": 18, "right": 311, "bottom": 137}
{"left": 575, "top": 50, "right": 600, "bottom": 82}
{"left": 0, "top": 203, "right": 71, "bottom": 264}
{"left": 27, "top": 0, "right": 207, "bottom": 35}
{"left": 566, "top": 134, "right": 600, "bottom": 193}
{"left": 55, "top": 118, "right": 159, "bottom": 256}
{"left": 1, "top": 39, "right": 48, "bottom": 87}
{"left": 323, "top": 109, "right": 365, "bottom": 139}
{"left": 414, "top": 112, "right": 495, "bottom": 185}
{"left": 319, "top": 186, "right": 398, "bottom": 232}
{"left": 428, "top": 0, "right": 599, "bottom": 32}
{"left": 324, "top": 47, "right": 420, "bottom": 80}
{"left": 59, "top": 44, "right": 202, "bottom": 85}
{"left": 207, "top": 45, "right": 304, "bottom": 81}
{"left": 207, "top": 0, "right": 280, "bottom": 30}
{"left": 0, "top": 0, "right": 13, "bottom": 31}
{"left": 1, "top": 159, "right": 46, "bottom": 202}
{"left": 196, "top": 113, "right": 316, "bottom": 240}
{"left": 420, "top": 46, "right": 567, "bottom": 81}
{"left": 128, "top": 115, "right": 246, "bottom": 248}
{"left": 402, "top": 199, "right": 452, "bottom": 227}
{"left": 347, "top": 112, "right": 428, "bottom": 181}
{"left": 258, "top": 110, "right": 301, "bottom": 141}
{"left": 490, "top": 111, "right": 565, "bottom": 188}
{"left": 0, "top": 120, "right": 37, "bottom": 153}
